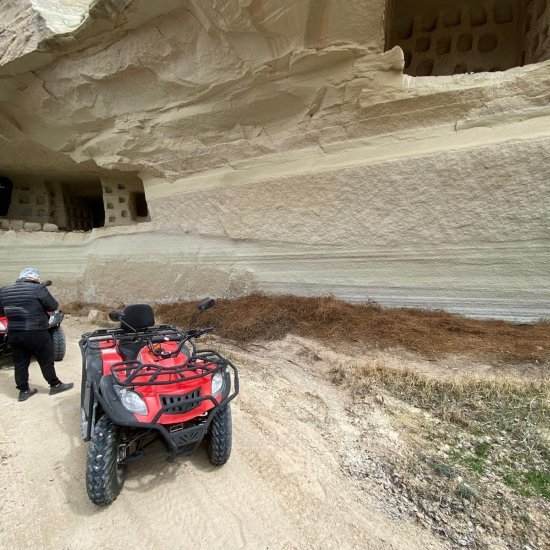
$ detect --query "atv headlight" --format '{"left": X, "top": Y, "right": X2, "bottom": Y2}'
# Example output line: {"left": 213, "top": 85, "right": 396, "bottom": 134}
{"left": 211, "top": 371, "right": 225, "bottom": 396}
{"left": 114, "top": 385, "right": 148, "bottom": 415}
{"left": 0, "top": 321, "right": 5, "bottom": 330}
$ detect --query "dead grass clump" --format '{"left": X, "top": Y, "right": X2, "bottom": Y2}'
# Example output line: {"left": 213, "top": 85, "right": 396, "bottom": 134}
{"left": 63, "top": 301, "right": 123, "bottom": 316}
{"left": 62, "top": 301, "right": 92, "bottom": 315}
{"left": 155, "top": 293, "right": 550, "bottom": 364}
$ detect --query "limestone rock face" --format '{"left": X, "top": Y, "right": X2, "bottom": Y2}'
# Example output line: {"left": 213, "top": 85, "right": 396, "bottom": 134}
{"left": 0, "top": 0, "right": 549, "bottom": 321}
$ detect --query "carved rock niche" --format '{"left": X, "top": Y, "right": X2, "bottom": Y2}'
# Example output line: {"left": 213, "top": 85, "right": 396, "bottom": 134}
{"left": 385, "top": 0, "right": 550, "bottom": 76}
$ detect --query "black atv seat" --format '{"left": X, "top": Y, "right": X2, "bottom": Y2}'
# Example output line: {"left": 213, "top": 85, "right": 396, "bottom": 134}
{"left": 117, "top": 337, "right": 146, "bottom": 362}
{"left": 120, "top": 304, "right": 155, "bottom": 331}
{"left": 117, "top": 304, "right": 155, "bottom": 361}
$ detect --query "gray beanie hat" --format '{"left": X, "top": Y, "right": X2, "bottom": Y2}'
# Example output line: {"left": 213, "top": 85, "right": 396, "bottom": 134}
{"left": 19, "top": 267, "right": 40, "bottom": 280}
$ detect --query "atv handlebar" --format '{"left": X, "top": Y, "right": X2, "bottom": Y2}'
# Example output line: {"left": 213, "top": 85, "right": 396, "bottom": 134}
{"left": 154, "top": 326, "right": 214, "bottom": 358}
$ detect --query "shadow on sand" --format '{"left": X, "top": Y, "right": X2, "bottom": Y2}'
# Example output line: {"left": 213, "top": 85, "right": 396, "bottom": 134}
{"left": 55, "top": 391, "right": 219, "bottom": 515}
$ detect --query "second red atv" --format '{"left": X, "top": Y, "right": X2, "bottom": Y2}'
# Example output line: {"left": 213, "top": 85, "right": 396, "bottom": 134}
{"left": 79, "top": 299, "right": 239, "bottom": 505}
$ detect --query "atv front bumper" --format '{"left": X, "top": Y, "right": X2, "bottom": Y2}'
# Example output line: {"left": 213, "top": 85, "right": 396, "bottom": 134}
{"left": 93, "top": 366, "right": 239, "bottom": 460}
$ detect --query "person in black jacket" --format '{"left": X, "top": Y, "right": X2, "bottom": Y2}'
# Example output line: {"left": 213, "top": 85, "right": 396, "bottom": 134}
{"left": 0, "top": 268, "right": 73, "bottom": 401}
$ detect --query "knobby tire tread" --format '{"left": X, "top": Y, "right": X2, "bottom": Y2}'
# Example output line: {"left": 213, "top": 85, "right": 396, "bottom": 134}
{"left": 208, "top": 405, "right": 232, "bottom": 466}
{"left": 86, "top": 415, "right": 126, "bottom": 505}
{"left": 52, "top": 327, "right": 66, "bottom": 362}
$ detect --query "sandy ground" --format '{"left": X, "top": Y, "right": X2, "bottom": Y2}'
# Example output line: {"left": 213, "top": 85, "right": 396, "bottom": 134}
{"left": 0, "top": 316, "right": 442, "bottom": 550}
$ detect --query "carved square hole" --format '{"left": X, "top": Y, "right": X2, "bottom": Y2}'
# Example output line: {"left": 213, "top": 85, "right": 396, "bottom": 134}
{"left": 415, "top": 36, "right": 431, "bottom": 52}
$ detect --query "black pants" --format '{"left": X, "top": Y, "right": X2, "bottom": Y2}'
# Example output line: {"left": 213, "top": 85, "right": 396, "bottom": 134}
{"left": 8, "top": 330, "right": 60, "bottom": 391}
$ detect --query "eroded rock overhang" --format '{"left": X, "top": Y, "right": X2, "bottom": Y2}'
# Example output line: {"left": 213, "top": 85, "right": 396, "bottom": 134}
{"left": 0, "top": 0, "right": 549, "bottom": 321}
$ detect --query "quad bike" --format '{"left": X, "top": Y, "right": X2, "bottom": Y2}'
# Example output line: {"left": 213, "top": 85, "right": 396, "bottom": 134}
{"left": 0, "top": 280, "right": 66, "bottom": 362}
{"left": 79, "top": 299, "right": 239, "bottom": 505}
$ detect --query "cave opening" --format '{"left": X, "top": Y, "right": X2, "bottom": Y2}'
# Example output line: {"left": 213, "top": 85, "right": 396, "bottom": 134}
{"left": 57, "top": 179, "right": 105, "bottom": 230}
{"left": 0, "top": 172, "right": 149, "bottom": 232}
{"left": 131, "top": 191, "right": 149, "bottom": 220}
{"left": 385, "top": 0, "right": 550, "bottom": 76}
{"left": 0, "top": 177, "right": 13, "bottom": 216}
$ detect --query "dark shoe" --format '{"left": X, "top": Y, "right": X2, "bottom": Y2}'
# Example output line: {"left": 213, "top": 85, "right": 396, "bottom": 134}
{"left": 18, "top": 388, "right": 38, "bottom": 402}
{"left": 49, "top": 382, "right": 74, "bottom": 395}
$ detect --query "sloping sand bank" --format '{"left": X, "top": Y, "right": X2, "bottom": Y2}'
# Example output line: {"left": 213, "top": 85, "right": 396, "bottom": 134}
{"left": 0, "top": 316, "right": 440, "bottom": 550}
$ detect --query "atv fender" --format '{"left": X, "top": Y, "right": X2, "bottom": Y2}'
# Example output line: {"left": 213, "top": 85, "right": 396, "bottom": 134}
{"left": 80, "top": 346, "right": 108, "bottom": 441}
{"left": 83, "top": 376, "right": 137, "bottom": 442}
{"left": 95, "top": 375, "right": 138, "bottom": 427}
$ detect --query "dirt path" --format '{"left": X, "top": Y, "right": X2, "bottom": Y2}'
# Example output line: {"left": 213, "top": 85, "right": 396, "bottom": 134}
{"left": 0, "top": 316, "right": 442, "bottom": 550}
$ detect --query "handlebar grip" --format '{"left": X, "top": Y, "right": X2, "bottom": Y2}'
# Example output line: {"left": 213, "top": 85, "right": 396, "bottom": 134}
{"left": 186, "top": 327, "right": 214, "bottom": 338}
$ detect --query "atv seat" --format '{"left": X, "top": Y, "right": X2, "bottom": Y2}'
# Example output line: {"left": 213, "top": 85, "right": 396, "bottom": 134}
{"left": 120, "top": 304, "right": 155, "bottom": 331}
{"left": 117, "top": 337, "right": 146, "bottom": 361}
{"left": 117, "top": 304, "right": 155, "bottom": 361}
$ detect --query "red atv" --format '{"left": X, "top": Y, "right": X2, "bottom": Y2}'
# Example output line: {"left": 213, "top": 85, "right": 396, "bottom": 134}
{"left": 79, "top": 299, "right": 239, "bottom": 505}
{"left": 0, "top": 281, "right": 66, "bottom": 362}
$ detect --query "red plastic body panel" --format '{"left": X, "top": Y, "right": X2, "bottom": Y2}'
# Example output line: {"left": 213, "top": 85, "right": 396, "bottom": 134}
{"left": 100, "top": 340, "right": 220, "bottom": 425}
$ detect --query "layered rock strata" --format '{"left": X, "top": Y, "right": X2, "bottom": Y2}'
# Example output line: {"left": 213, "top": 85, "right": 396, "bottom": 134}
{"left": 0, "top": 0, "right": 549, "bottom": 321}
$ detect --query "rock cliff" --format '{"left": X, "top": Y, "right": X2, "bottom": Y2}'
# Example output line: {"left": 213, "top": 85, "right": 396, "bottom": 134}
{"left": 0, "top": 0, "right": 549, "bottom": 320}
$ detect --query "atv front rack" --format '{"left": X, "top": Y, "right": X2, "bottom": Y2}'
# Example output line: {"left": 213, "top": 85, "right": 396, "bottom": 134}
{"left": 110, "top": 350, "right": 233, "bottom": 387}
{"left": 91, "top": 351, "right": 239, "bottom": 460}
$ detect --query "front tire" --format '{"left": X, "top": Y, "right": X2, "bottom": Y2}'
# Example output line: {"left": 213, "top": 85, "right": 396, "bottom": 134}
{"left": 207, "top": 405, "right": 232, "bottom": 466}
{"left": 52, "top": 327, "right": 66, "bottom": 361}
{"left": 86, "top": 415, "right": 127, "bottom": 505}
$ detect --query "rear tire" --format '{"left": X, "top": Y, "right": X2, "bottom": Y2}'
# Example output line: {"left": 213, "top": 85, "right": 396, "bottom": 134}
{"left": 207, "top": 405, "right": 232, "bottom": 466}
{"left": 52, "top": 328, "right": 66, "bottom": 361}
{"left": 86, "top": 415, "right": 127, "bottom": 505}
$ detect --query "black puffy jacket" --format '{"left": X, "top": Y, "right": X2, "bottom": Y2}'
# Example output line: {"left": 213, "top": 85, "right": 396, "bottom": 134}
{"left": 0, "top": 279, "right": 59, "bottom": 331}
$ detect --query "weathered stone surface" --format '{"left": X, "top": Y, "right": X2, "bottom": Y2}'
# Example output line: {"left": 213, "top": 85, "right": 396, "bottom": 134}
{"left": 23, "top": 222, "right": 42, "bottom": 232}
{"left": 87, "top": 308, "right": 109, "bottom": 325}
{"left": 8, "top": 220, "right": 24, "bottom": 231}
{"left": 42, "top": 223, "right": 59, "bottom": 232}
{"left": 0, "top": 0, "right": 549, "bottom": 321}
